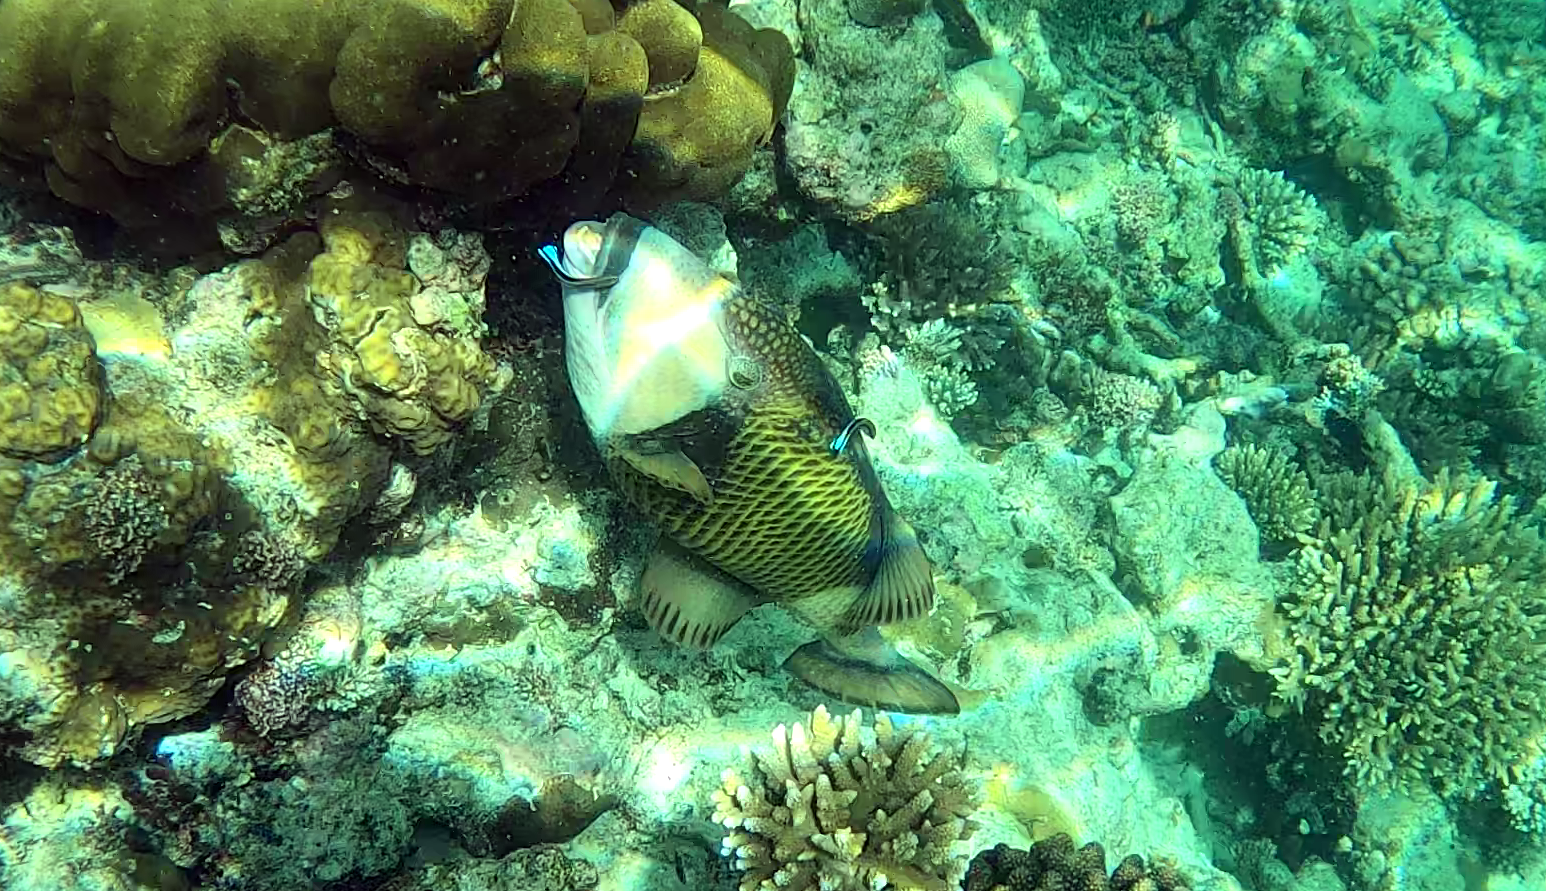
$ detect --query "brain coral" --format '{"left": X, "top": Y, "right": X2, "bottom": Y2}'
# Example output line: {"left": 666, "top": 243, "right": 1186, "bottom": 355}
{"left": 1273, "top": 468, "right": 1546, "bottom": 798}
{"left": 713, "top": 705, "right": 979, "bottom": 891}
{"left": 0, "top": 0, "right": 792, "bottom": 235}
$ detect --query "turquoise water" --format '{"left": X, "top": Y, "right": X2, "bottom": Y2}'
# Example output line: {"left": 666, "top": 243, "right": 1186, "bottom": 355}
{"left": 0, "top": 1, "right": 1543, "bottom": 889}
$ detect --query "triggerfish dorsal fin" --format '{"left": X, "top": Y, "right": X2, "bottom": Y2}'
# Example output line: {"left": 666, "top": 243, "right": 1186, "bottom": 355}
{"left": 640, "top": 539, "right": 760, "bottom": 649}
{"left": 844, "top": 509, "right": 935, "bottom": 629}
{"left": 617, "top": 446, "right": 714, "bottom": 505}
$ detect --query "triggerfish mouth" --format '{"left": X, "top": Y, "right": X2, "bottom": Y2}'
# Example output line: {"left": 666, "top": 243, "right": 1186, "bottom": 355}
{"left": 539, "top": 214, "right": 959, "bottom": 715}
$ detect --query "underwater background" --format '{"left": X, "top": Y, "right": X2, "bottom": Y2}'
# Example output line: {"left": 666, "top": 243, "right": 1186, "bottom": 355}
{"left": 1, "top": 0, "right": 1545, "bottom": 889}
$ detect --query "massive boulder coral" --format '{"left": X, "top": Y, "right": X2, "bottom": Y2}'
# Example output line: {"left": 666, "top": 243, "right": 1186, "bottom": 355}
{"left": 0, "top": 0, "right": 792, "bottom": 237}
{"left": 1273, "top": 469, "right": 1546, "bottom": 798}
{"left": 713, "top": 705, "right": 980, "bottom": 891}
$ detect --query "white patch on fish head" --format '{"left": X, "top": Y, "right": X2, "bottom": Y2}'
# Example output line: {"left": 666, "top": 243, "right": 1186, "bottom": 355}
{"left": 561, "top": 222, "right": 732, "bottom": 442}
{"left": 559, "top": 221, "right": 607, "bottom": 278}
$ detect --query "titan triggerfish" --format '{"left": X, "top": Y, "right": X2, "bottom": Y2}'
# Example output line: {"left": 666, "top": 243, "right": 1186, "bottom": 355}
{"left": 539, "top": 214, "right": 958, "bottom": 715}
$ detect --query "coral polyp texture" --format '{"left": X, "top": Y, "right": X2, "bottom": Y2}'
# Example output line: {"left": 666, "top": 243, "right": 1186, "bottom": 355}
{"left": 0, "top": 208, "right": 501, "bottom": 767}
{"left": 1213, "top": 443, "right": 1318, "bottom": 544}
{"left": 713, "top": 705, "right": 980, "bottom": 891}
{"left": 962, "top": 836, "right": 1190, "bottom": 891}
{"left": 0, "top": 0, "right": 792, "bottom": 237}
{"left": 0, "top": 280, "right": 101, "bottom": 461}
{"left": 1274, "top": 469, "right": 1546, "bottom": 798}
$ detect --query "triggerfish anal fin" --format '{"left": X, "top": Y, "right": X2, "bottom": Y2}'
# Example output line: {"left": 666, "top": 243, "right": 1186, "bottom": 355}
{"left": 785, "top": 627, "right": 960, "bottom": 715}
{"left": 844, "top": 510, "right": 935, "bottom": 628}
{"left": 617, "top": 446, "right": 714, "bottom": 505}
{"left": 640, "top": 540, "right": 761, "bottom": 649}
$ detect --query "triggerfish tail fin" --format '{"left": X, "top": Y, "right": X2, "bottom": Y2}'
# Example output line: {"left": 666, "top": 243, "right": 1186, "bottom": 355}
{"left": 845, "top": 510, "right": 935, "bottom": 628}
{"left": 785, "top": 627, "right": 961, "bottom": 715}
{"left": 640, "top": 539, "right": 759, "bottom": 649}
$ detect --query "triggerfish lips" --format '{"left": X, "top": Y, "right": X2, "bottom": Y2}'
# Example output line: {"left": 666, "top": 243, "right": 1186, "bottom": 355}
{"left": 537, "top": 220, "right": 613, "bottom": 288}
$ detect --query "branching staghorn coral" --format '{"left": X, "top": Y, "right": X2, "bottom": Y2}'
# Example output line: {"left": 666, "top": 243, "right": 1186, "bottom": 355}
{"left": 1230, "top": 169, "right": 1321, "bottom": 284}
{"left": 1272, "top": 469, "right": 1546, "bottom": 798}
{"left": 1214, "top": 444, "right": 1318, "bottom": 544}
{"left": 901, "top": 319, "right": 980, "bottom": 419}
{"left": 713, "top": 705, "right": 980, "bottom": 891}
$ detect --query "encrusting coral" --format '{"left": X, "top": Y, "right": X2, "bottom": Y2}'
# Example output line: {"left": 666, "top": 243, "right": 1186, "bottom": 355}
{"left": 306, "top": 213, "right": 498, "bottom": 456}
{"left": 713, "top": 705, "right": 980, "bottom": 891}
{"left": 0, "top": 0, "right": 792, "bottom": 239}
{"left": 0, "top": 208, "right": 501, "bottom": 768}
{"left": 1214, "top": 443, "right": 1318, "bottom": 544}
{"left": 962, "top": 835, "right": 1190, "bottom": 891}
{"left": 1272, "top": 468, "right": 1546, "bottom": 798}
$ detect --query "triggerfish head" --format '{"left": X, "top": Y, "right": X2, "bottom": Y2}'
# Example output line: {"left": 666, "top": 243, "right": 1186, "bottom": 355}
{"left": 539, "top": 214, "right": 959, "bottom": 715}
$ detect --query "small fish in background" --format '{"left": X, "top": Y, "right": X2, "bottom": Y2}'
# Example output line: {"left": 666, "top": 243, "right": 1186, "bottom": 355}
{"left": 539, "top": 214, "right": 959, "bottom": 715}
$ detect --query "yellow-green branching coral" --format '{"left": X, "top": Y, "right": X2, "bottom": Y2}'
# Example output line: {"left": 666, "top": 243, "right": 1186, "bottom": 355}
{"left": 1230, "top": 169, "right": 1321, "bottom": 284}
{"left": 713, "top": 705, "right": 979, "bottom": 891}
{"left": 1273, "top": 469, "right": 1546, "bottom": 797}
{"left": 1214, "top": 443, "right": 1318, "bottom": 544}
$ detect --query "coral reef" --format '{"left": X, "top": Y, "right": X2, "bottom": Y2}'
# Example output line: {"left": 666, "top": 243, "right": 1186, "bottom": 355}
{"left": 0, "top": 0, "right": 792, "bottom": 244}
{"left": 4, "top": 0, "right": 1546, "bottom": 888}
{"left": 0, "top": 208, "right": 502, "bottom": 768}
{"left": 1273, "top": 469, "right": 1546, "bottom": 798}
{"left": 712, "top": 705, "right": 980, "bottom": 891}
{"left": 962, "top": 835, "right": 1189, "bottom": 891}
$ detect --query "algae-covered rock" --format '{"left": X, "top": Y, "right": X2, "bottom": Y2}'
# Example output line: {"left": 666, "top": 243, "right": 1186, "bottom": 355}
{"left": 783, "top": 0, "right": 959, "bottom": 220}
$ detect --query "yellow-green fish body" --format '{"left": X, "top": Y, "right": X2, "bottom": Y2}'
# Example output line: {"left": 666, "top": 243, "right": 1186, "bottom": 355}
{"left": 541, "top": 214, "right": 957, "bottom": 714}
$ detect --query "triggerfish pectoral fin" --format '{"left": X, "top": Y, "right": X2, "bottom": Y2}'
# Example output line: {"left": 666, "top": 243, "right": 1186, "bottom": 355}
{"left": 640, "top": 539, "right": 760, "bottom": 648}
{"left": 617, "top": 446, "right": 714, "bottom": 505}
{"left": 785, "top": 627, "right": 961, "bottom": 715}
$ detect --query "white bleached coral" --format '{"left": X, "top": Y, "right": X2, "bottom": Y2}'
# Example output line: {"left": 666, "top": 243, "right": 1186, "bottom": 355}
{"left": 944, "top": 57, "right": 1025, "bottom": 190}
